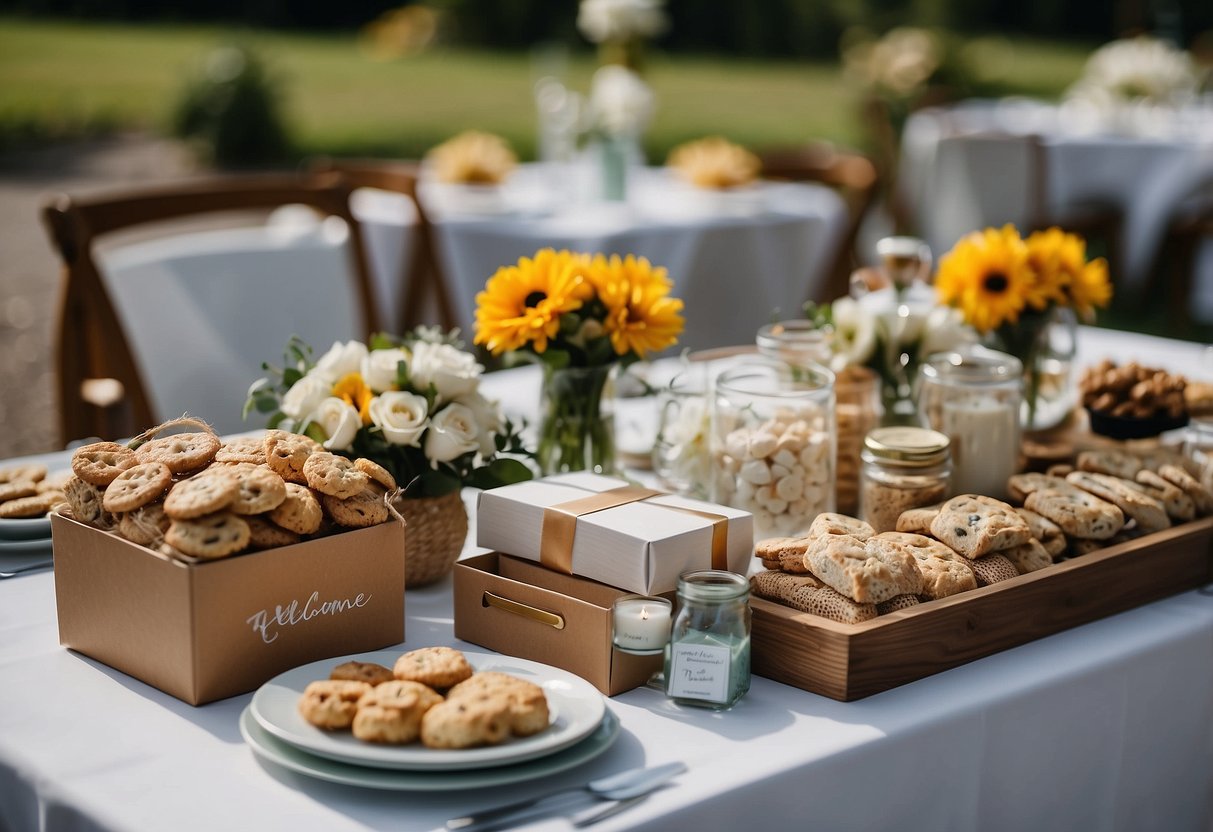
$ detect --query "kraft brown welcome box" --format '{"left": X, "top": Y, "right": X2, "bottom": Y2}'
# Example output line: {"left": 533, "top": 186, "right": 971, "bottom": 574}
{"left": 52, "top": 513, "right": 406, "bottom": 705}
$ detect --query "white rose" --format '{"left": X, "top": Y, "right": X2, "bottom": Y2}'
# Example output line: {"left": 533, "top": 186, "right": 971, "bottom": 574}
{"left": 305, "top": 397, "right": 361, "bottom": 451}
{"left": 829, "top": 296, "right": 877, "bottom": 371}
{"left": 368, "top": 391, "right": 428, "bottom": 447}
{"left": 410, "top": 341, "right": 482, "bottom": 401}
{"left": 313, "top": 340, "right": 368, "bottom": 383}
{"left": 577, "top": 0, "right": 667, "bottom": 44}
{"left": 462, "top": 390, "right": 504, "bottom": 456}
{"left": 280, "top": 373, "right": 331, "bottom": 420}
{"left": 919, "top": 306, "right": 977, "bottom": 358}
{"left": 589, "top": 65, "right": 655, "bottom": 137}
{"left": 425, "top": 403, "right": 481, "bottom": 464}
{"left": 361, "top": 348, "right": 409, "bottom": 393}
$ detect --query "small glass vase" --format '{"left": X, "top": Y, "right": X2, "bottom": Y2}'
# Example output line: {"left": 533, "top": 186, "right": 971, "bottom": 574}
{"left": 537, "top": 363, "right": 617, "bottom": 475}
{"left": 600, "top": 135, "right": 630, "bottom": 202}
{"left": 994, "top": 307, "right": 1079, "bottom": 432}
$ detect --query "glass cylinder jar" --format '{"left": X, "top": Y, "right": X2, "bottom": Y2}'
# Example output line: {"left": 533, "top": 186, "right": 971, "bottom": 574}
{"left": 664, "top": 570, "right": 751, "bottom": 710}
{"left": 859, "top": 426, "right": 952, "bottom": 533}
{"left": 651, "top": 367, "right": 711, "bottom": 499}
{"left": 711, "top": 359, "right": 836, "bottom": 542}
{"left": 756, "top": 322, "right": 876, "bottom": 515}
{"left": 1184, "top": 418, "right": 1213, "bottom": 492}
{"left": 918, "top": 346, "right": 1022, "bottom": 501}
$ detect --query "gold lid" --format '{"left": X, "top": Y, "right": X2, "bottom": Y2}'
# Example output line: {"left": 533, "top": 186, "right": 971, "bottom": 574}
{"left": 863, "top": 426, "right": 950, "bottom": 466}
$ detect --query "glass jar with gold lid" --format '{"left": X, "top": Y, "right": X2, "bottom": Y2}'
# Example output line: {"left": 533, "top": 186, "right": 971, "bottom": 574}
{"left": 859, "top": 426, "right": 951, "bottom": 532}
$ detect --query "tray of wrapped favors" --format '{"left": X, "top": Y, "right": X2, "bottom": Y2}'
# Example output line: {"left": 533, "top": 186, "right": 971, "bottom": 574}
{"left": 749, "top": 447, "right": 1213, "bottom": 701}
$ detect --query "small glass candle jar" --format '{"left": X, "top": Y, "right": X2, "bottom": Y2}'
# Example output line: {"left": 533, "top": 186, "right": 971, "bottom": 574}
{"left": 611, "top": 595, "right": 673, "bottom": 656}
{"left": 859, "top": 426, "right": 952, "bottom": 532}
{"left": 711, "top": 359, "right": 836, "bottom": 541}
{"left": 918, "top": 346, "right": 1022, "bottom": 501}
{"left": 664, "top": 570, "right": 751, "bottom": 710}
{"left": 651, "top": 368, "right": 711, "bottom": 500}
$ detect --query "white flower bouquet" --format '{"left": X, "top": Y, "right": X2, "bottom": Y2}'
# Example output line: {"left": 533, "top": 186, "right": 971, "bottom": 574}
{"left": 246, "top": 328, "right": 533, "bottom": 497}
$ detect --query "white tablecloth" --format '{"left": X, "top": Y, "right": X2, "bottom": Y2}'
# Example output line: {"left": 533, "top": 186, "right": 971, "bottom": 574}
{"left": 352, "top": 164, "right": 849, "bottom": 351}
{"left": 900, "top": 99, "right": 1213, "bottom": 305}
{"left": 2, "top": 328, "right": 1212, "bottom": 832}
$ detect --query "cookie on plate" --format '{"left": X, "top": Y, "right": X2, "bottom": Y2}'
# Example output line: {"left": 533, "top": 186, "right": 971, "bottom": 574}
{"left": 447, "top": 672, "right": 550, "bottom": 737}
{"left": 352, "top": 680, "right": 444, "bottom": 744}
{"left": 394, "top": 647, "right": 474, "bottom": 690}
{"left": 331, "top": 661, "right": 395, "bottom": 687}
{"left": 298, "top": 679, "right": 372, "bottom": 730}
{"left": 420, "top": 696, "right": 512, "bottom": 749}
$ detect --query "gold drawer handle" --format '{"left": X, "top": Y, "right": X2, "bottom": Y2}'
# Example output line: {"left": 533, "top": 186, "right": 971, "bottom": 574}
{"left": 482, "top": 591, "right": 566, "bottom": 630}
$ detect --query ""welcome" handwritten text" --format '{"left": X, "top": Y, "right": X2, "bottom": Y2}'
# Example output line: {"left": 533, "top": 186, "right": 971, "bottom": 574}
{"left": 247, "top": 590, "right": 372, "bottom": 644}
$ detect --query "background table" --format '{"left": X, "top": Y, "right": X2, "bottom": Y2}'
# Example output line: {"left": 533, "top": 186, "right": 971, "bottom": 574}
{"left": 1, "top": 327, "right": 1211, "bottom": 832}
{"left": 899, "top": 99, "right": 1213, "bottom": 307}
{"left": 353, "top": 164, "right": 850, "bottom": 350}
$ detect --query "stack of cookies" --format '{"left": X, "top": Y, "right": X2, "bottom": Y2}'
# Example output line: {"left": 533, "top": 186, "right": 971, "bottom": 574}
{"left": 0, "top": 464, "right": 70, "bottom": 519}
{"left": 61, "top": 428, "right": 398, "bottom": 561}
{"left": 298, "top": 647, "right": 550, "bottom": 749}
{"left": 1006, "top": 448, "right": 1212, "bottom": 556}
{"left": 752, "top": 497, "right": 1054, "bottom": 623}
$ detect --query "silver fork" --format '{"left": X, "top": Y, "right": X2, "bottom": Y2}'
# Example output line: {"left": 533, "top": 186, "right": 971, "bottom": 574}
{"left": 0, "top": 560, "right": 53, "bottom": 579}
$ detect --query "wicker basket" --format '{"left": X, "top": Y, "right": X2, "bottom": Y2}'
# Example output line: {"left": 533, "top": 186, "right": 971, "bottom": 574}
{"left": 394, "top": 491, "right": 469, "bottom": 588}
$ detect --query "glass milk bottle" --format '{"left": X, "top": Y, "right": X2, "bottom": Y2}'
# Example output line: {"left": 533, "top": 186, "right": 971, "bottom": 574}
{"left": 918, "top": 346, "right": 1022, "bottom": 501}
{"left": 711, "top": 358, "right": 836, "bottom": 541}
{"left": 664, "top": 570, "right": 751, "bottom": 710}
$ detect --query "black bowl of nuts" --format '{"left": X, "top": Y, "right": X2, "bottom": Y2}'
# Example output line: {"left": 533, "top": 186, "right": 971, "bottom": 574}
{"left": 1080, "top": 360, "right": 1189, "bottom": 439}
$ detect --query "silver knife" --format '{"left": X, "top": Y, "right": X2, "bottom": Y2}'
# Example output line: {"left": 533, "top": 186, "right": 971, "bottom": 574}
{"left": 446, "top": 762, "right": 686, "bottom": 832}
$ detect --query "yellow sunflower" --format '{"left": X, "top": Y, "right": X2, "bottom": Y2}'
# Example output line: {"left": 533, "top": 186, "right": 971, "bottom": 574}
{"left": 1024, "top": 227, "right": 1075, "bottom": 309}
{"left": 474, "top": 248, "right": 592, "bottom": 355}
{"left": 587, "top": 253, "right": 685, "bottom": 359}
{"left": 332, "top": 372, "right": 375, "bottom": 424}
{"left": 1025, "top": 227, "right": 1112, "bottom": 320}
{"left": 935, "top": 225, "right": 1035, "bottom": 333}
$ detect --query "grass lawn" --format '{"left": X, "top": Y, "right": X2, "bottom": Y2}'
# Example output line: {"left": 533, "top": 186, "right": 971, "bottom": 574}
{"left": 0, "top": 16, "right": 1093, "bottom": 161}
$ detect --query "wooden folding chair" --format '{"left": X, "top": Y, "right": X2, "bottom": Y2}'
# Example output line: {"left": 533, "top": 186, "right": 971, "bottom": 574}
{"left": 758, "top": 143, "right": 880, "bottom": 304}
{"left": 41, "top": 172, "right": 379, "bottom": 445}
{"left": 307, "top": 158, "right": 458, "bottom": 334}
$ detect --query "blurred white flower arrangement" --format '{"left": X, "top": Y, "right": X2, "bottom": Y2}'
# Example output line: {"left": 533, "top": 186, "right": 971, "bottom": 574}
{"left": 587, "top": 64, "right": 656, "bottom": 138}
{"left": 577, "top": 0, "right": 667, "bottom": 46}
{"left": 1066, "top": 35, "right": 1199, "bottom": 109}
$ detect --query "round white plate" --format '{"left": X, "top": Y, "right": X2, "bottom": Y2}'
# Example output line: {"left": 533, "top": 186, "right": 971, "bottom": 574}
{"left": 0, "top": 516, "right": 52, "bottom": 541}
{"left": 241, "top": 706, "right": 619, "bottom": 791}
{"left": 250, "top": 649, "right": 607, "bottom": 771}
{"left": 0, "top": 537, "right": 53, "bottom": 555}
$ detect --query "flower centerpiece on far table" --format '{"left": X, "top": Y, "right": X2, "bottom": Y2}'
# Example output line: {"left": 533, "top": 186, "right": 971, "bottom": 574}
{"left": 935, "top": 225, "right": 1113, "bottom": 430}
{"left": 474, "top": 247, "right": 684, "bottom": 475}
{"left": 246, "top": 328, "right": 533, "bottom": 585}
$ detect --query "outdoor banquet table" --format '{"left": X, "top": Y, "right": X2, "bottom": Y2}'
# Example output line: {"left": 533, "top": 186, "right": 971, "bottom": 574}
{"left": 351, "top": 163, "right": 849, "bottom": 350}
{"left": 899, "top": 99, "right": 1213, "bottom": 305}
{"left": 1, "top": 327, "right": 1211, "bottom": 832}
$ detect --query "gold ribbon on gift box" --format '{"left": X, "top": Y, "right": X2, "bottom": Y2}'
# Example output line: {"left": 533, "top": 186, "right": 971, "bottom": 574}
{"left": 540, "top": 485, "right": 729, "bottom": 575}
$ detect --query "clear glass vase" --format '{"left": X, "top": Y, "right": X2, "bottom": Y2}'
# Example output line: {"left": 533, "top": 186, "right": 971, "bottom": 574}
{"left": 1016, "top": 307, "right": 1079, "bottom": 432}
{"left": 537, "top": 363, "right": 617, "bottom": 475}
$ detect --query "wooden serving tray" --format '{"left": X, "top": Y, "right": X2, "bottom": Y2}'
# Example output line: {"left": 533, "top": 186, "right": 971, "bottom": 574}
{"left": 751, "top": 517, "right": 1213, "bottom": 701}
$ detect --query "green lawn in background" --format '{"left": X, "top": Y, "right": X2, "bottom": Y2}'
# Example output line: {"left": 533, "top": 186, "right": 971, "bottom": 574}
{"left": 0, "top": 16, "right": 1092, "bottom": 161}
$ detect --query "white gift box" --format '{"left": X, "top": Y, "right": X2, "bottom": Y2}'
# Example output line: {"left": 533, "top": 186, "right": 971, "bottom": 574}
{"left": 476, "top": 473, "right": 753, "bottom": 595}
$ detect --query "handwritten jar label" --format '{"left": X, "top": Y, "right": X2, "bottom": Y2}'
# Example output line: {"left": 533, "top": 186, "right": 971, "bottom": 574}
{"left": 665, "top": 642, "right": 730, "bottom": 703}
